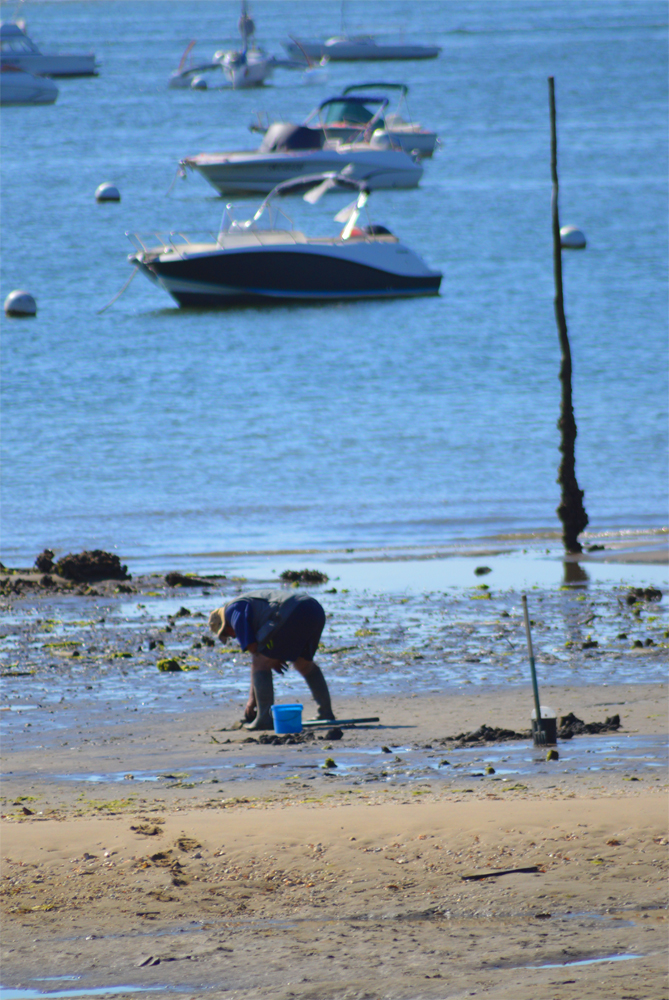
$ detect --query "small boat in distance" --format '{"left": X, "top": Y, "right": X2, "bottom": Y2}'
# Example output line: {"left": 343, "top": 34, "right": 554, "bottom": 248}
{"left": 283, "top": 35, "right": 440, "bottom": 62}
{"left": 127, "top": 171, "right": 442, "bottom": 308}
{"left": 170, "top": 3, "right": 276, "bottom": 90}
{"left": 216, "top": 1, "right": 276, "bottom": 89}
{"left": 218, "top": 45, "right": 275, "bottom": 89}
{"left": 0, "top": 62, "right": 58, "bottom": 104}
{"left": 0, "top": 20, "right": 97, "bottom": 77}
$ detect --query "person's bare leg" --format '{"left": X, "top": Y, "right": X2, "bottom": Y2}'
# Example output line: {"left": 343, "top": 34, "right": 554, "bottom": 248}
{"left": 294, "top": 658, "right": 334, "bottom": 720}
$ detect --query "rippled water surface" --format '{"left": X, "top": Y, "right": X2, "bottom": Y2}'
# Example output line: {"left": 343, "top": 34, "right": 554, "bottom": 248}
{"left": 1, "top": 0, "right": 667, "bottom": 570}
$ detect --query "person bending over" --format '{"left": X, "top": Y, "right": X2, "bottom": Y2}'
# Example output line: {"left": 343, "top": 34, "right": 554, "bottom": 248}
{"left": 208, "top": 589, "right": 334, "bottom": 730}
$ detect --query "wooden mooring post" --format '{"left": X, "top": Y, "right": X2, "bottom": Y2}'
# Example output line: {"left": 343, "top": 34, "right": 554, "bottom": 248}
{"left": 549, "top": 76, "right": 589, "bottom": 554}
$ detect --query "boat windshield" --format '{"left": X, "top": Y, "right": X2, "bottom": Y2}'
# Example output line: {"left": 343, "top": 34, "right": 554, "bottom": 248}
{"left": 322, "top": 99, "right": 375, "bottom": 125}
{"left": 0, "top": 23, "right": 40, "bottom": 53}
{"left": 1, "top": 35, "right": 38, "bottom": 53}
{"left": 220, "top": 198, "right": 294, "bottom": 235}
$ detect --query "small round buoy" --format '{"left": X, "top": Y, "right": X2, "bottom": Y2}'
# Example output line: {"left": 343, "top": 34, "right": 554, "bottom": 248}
{"left": 190, "top": 75, "right": 208, "bottom": 90}
{"left": 95, "top": 182, "right": 121, "bottom": 203}
{"left": 560, "top": 225, "right": 586, "bottom": 249}
{"left": 4, "top": 290, "right": 37, "bottom": 317}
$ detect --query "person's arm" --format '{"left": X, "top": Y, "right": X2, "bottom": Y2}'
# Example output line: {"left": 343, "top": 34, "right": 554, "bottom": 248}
{"left": 245, "top": 679, "right": 257, "bottom": 722}
{"left": 226, "top": 601, "right": 256, "bottom": 651}
{"left": 227, "top": 601, "right": 285, "bottom": 669}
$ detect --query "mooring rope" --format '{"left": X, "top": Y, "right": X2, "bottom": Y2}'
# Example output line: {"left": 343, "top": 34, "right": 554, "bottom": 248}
{"left": 97, "top": 266, "right": 139, "bottom": 314}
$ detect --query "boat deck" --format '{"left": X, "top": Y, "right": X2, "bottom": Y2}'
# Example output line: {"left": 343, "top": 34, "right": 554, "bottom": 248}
{"left": 131, "top": 229, "right": 400, "bottom": 258}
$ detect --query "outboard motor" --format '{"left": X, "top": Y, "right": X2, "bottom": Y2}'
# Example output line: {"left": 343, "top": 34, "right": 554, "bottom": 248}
{"left": 260, "top": 123, "right": 324, "bottom": 152}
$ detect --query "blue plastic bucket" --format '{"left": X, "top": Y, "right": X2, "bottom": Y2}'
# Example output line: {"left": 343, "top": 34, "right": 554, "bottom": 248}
{"left": 271, "top": 703, "right": 303, "bottom": 734}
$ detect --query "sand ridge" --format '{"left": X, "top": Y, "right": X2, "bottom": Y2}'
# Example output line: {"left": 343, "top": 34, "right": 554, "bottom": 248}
{"left": 2, "top": 790, "right": 668, "bottom": 999}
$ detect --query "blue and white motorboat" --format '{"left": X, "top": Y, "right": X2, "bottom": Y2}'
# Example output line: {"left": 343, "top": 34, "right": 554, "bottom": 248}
{"left": 127, "top": 172, "right": 441, "bottom": 307}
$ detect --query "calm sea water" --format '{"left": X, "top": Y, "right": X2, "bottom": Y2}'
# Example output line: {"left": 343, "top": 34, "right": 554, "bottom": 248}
{"left": 1, "top": 0, "right": 667, "bottom": 574}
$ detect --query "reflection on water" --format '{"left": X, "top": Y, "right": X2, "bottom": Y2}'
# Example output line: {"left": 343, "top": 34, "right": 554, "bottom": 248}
{"left": 563, "top": 561, "right": 590, "bottom": 587}
{"left": 0, "top": 988, "right": 165, "bottom": 1000}
{"left": 531, "top": 953, "right": 643, "bottom": 969}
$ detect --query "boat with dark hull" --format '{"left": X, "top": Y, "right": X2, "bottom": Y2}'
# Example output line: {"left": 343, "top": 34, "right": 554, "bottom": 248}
{"left": 127, "top": 173, "right": 441, "bottom": 308}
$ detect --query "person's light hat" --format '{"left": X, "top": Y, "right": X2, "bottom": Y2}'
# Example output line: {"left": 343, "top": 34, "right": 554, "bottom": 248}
{"left": 208, "top": 607, "right": 230, "bottom": 643}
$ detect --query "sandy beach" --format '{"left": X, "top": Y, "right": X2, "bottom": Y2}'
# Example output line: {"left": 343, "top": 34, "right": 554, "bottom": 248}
{"left": 1, "top": 554, "right": 668, "bottom": 1000}
{"left": 2, "top": 0, "right": 667, "bottom": 990}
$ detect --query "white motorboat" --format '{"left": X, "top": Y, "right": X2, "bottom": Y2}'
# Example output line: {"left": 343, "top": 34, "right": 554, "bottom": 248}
{"left": 127, "top": 172, "right": 442, "bottom": 308}
{"left": 0, "top": 20, "right": 97, "bottom": 77}
{"left": 0, "top": 62, "right": 58, "bottom": 104}
{"left": 283, "top": 35, "right": 440, "bottom": 62}
{"left": 250, "top": 85, "right": 438, "bottom": 159}
{"left": 217, "top": 46, "right": 275, "bottom": 89}
{"left": 179, "top": 123, "right": 423, "bottom": 196}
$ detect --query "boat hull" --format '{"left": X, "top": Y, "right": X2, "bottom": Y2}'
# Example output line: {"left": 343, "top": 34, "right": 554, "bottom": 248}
{"left": 222, "top": 54, "right": 274, "bottom": 89}
{"left": 0, "top": 52, "right": 97, "bottom": 77}
{"left": 0, "top": 21, "right": 97, "bottom": 77}
{"left": 283, "top": 39, "right": 440, "bottom": 61}
{"left": 132, "top": 240, "right": 441, "bottom": 307}
{"left": 183, "top": 148, "right": 423, "bottom": 194}
{"left": 308, "top": 124, "right": 437, "bottom": 158}
{"left": 0, "top": 66, "right": 58, "bottom": 104}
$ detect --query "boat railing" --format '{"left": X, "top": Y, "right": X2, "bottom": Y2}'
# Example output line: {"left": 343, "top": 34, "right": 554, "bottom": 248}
{"left": 249, "top": 109, "right": 289, "bottom": 133}
{"left": 127, "top": 232, "right": 175, "bottom": 254}
{"left": 127, "top": 231, "right": 225, "bottom": 255}
{"left": 127, "top": 229, "right": 308, "bottom": 256}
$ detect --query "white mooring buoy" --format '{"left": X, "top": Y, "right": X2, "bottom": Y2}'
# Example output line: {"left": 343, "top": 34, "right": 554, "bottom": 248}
{"left": 95, "top": 182, "right": 121, "bottom": 202}
{"left": 560, "top": 225, "right": 586, "bottom": 249}
{"left": 4, "top": 290, "right": 37, "bottom": 317}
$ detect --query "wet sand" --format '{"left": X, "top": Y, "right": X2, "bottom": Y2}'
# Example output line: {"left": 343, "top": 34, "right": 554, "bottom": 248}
{"left": 2, "top": 685, "right": 668, "bottom": 1000}
{"left": 1, "top": 555, "right": 668, "bottom": 999}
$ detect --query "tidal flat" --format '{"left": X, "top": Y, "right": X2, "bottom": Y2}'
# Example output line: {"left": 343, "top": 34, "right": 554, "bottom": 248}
{"left": 1, "top": 565, "right": 667, "bottom": 1000}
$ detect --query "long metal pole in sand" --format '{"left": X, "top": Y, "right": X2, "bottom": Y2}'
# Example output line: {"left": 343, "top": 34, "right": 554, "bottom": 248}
{"left": 522, "top": 594, "right": 546, "bottom": 745}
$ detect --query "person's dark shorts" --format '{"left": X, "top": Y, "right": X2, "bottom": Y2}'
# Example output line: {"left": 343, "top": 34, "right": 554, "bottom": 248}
{"left": 259, "top": 597, "right": 325, "bottom": 662}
